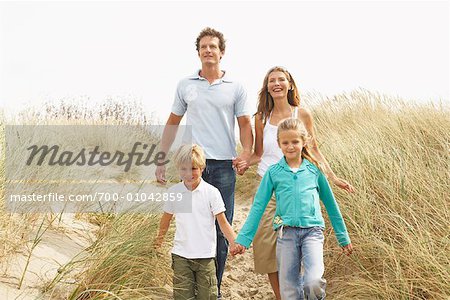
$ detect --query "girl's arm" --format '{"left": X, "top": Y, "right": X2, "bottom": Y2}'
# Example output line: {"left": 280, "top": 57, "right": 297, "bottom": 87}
{"left": 299, "top": 108, "right": 354, "bottom": 193}
{"left": 154, "top": 212, "right": 173, "bottom": 248}
{"left": 317, "top": 171, "right": 352, "bottom": 247}
{"left": 235, "top": 170, "right": 274, "bottom": 248}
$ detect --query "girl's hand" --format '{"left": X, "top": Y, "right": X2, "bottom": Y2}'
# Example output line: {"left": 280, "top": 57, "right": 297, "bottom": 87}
{"left": 333, "top": 177, "right": 355, "bottom": 193}
{"left": 342, "top": 243, "right": 353, "bottom": 256}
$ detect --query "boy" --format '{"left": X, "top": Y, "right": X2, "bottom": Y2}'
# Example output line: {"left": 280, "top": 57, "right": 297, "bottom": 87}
{"left": 155, "top": 144, "right": 237, "bottom": 300}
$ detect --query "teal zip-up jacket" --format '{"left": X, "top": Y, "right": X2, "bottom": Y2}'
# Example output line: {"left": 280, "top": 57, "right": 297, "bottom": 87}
{"left": 236, "top": 157, "right": 351, "bottom": 248}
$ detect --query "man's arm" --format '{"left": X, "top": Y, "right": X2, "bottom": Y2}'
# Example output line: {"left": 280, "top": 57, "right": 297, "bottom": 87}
{"left": 234, "top": 115, "right": 253, "bottom": 174}
{"left": 155, "top": 113, "right": 183, "bottom": 183}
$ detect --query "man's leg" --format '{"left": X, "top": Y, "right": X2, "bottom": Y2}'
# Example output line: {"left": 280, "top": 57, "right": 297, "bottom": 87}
{"left": 202, "top": 160, "right": 236, "bottom": 296}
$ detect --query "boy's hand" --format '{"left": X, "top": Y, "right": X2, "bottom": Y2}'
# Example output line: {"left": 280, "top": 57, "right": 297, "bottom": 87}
{"left": 153, "top": 236, "right": 164, "bottom": 250}
{"left": 342, "top": 243, "right": 353, "bottom": 256}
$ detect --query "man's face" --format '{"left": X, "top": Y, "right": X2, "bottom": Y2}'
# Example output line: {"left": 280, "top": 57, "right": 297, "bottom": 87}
{"left": 198, "top": 36, "right": 224, "bottom": 65}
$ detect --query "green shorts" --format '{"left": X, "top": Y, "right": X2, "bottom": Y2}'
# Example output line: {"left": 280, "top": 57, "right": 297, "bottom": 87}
{"left": 171, "top": 253, "right": 217, "bottom": 300}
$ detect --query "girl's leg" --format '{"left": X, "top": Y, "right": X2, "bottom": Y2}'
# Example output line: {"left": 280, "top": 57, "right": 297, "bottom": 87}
{"left": 267, "top": 272, "right": 281, "bottom": 300}
{"left": 276, "top": 227, "right": 302, "bottom": 300}
{"left": 301, "top": 227, "right": 326, "bottom": 300}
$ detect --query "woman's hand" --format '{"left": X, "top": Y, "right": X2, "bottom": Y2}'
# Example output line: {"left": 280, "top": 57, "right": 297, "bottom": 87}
{"left": 333, "top": 177, "right": 355, "bottom": 193}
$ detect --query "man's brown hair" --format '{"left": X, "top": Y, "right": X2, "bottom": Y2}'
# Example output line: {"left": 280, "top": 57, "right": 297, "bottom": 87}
{"left": 195, "top": 27, "right": 226, "bottom": 52}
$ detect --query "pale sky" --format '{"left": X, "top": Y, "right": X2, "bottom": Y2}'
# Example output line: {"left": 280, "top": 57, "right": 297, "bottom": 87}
{"left": 0, "top": 1, "right": 449, "bottom": 121}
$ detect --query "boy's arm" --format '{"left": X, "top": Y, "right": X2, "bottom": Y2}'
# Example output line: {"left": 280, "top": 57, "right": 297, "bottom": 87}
{"left": 317, "top": 171, "right": 351, "bottom": 247}
{"left": 216, "top": 213, "right": 237, "bottom": 247}
{"left": 154, "top": 212, "right": 173, "bottom": 248}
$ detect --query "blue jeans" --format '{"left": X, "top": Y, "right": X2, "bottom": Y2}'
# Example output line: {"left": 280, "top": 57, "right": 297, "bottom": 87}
{"left": 202, "top": 159, "right": 236, "bottom": 296}
{"left": 276, "top": 226, "right": 326, "bottom": 300}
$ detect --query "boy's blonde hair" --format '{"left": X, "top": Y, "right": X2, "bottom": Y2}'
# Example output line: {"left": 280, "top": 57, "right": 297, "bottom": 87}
{"left": 172, "top": 144, "right": 206, "bottom": 169}
{"left": 277, "top": 118, "right": 320, "bottom": 168}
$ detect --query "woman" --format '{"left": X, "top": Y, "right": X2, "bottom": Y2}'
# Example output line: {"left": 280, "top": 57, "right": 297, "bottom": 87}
{"left": 237, "top": 66, "right": 354, "bottom": 299}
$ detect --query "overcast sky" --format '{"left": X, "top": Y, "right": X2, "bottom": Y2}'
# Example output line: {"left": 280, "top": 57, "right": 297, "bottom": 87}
{"left": 0, "top": 1, "right": 448, "bottom": 120}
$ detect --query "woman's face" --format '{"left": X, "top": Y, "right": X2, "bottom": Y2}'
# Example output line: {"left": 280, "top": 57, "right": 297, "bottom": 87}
{"left": 267, "top": 71, "right": 291, "bottom": 100}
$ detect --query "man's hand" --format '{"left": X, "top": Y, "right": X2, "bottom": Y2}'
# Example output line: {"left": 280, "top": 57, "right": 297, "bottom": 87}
{"left": 155, "top": 165, "right": 167, "bottom": 184}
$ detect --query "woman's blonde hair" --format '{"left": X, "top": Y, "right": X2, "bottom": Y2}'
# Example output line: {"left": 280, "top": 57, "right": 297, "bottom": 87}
{"left": 172, "top": 144, "right": 206, "bottom": 169}
{"left": 277, "top": 118, "right": 319, "bottom": 168}
{"left": 256, "top": 66, "right": 300, "bottom": 125}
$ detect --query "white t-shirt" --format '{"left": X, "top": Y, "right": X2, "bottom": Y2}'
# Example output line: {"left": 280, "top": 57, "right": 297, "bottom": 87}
{"left": 164, "top": 179, "right": 226, "bottom": 259}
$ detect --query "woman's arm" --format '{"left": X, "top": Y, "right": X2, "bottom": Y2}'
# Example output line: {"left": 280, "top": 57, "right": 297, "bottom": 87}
{"left": 299, "top": 108, "right": 354, "bottom": 192}
{"left": 249, "top": 113, "right": 264, "bottom": 166}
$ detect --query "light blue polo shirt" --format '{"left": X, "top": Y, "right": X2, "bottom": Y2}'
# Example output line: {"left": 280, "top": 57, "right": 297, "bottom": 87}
{"left": 171, "top": 70, "right": 250, "bottom": 160}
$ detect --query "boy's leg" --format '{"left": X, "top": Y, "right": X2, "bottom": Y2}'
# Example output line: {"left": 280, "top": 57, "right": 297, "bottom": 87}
{"left": 172, "top": 254, "right": 196, "bottom": 300}
{"left": 193, "top": 258, "right": 218, "bottom": 300}
{"left": 202, "top": 159, "right": 236, "bottom": 296}
{"left": 302, "top": 227, "right": 326, "bottom": 300}
{"left": 276, "top": 227, "right": 303, "bottom": 300}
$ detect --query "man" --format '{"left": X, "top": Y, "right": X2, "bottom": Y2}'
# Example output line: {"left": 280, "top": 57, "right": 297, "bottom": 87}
{"left": 155, "top": 27, "right": 253, "bottom": 297}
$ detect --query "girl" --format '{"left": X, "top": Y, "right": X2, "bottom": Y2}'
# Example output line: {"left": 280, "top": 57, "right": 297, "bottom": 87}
{"left": 235, "top": 66, "right": 354, "bottom": 299}
{"left": 234, "top": 118, "right": 353, "bottom": 300}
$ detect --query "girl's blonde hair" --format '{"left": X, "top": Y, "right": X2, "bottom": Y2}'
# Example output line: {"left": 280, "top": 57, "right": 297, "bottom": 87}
{"left": 172, "top": 144, "right": 206, "bottom": 169}
{"left": 256, "top": 66, "right": 301, "bottom": 125}
{"left": 277, "top": 118, "right": 320, "bottom": 168}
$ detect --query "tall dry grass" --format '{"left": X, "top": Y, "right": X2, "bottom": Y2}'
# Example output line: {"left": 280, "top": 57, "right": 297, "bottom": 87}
{"left": 2, "top": 92, "right": 449, "bottom": 299}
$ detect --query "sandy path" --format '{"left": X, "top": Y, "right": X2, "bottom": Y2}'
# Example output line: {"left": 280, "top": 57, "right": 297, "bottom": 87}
{"left": 0, "top": 214, "right": 97, "bottom": 299}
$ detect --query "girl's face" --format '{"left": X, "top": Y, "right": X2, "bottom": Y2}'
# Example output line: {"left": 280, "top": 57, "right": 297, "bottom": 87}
{"left": 278, "top": 129, "right": 305, "bottom": 161}
{"left": 267, "top": 71, "right": 291, "bottom": 100}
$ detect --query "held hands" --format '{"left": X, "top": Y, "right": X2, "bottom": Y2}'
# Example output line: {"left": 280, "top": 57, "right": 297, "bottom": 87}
{"left": 232, "top": 158, "right": 249, "bottom": 175}
{"left": 229, "top": 243, "right": 246, "bottom": 256}
{"left": 232, "top": 151, "right": 251, "bottom": 175}
{"left": 341, "top": 243, "right": 353, "bottom": 256}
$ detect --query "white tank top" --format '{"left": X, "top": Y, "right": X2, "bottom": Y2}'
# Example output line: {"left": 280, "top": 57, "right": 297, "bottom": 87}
{"left": 257, "top": 107, "right": 299, "bottom": 177}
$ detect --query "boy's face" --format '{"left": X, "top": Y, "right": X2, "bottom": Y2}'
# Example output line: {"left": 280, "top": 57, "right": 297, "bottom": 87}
{"left": 179, "top": 163, "right": 203, "bottom": 188}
